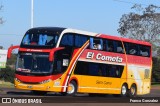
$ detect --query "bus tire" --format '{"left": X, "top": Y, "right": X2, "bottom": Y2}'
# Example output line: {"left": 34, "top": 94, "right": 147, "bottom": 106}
{"left": 31, "top": 90, "right": 47, "bottom": 95}
{"left": 67, "top": 81, "right": 77, "bottom": 96}
{"left": 128, "top": 84, "right": 137, "bottom": 97}
{"left": 121, "top": 84, "right": 128, "bottom": 97}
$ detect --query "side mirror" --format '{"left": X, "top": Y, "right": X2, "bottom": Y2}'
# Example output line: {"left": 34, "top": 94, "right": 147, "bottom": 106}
{"left": 49, "top": 47, "right": 65, "bottom": 62}
{"left": 7, "top": 45, "right": 20, "bottom": 59}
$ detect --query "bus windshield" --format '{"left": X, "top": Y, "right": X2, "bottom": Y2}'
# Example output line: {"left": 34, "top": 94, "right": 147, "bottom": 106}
{"left": 16, "top": 53, "right": 53, "bottom": 74}
{"left": 22, "top": 32, "right": 59, "bottom": 47}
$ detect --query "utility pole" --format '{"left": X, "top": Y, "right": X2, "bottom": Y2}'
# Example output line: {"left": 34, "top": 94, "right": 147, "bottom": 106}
{"left": 31, "top": 0, "right": 34, "bottom": 28}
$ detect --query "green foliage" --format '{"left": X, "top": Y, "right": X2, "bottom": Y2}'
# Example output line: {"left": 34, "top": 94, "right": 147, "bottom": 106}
{"left": 118, "top": 4, "right": 160, "bottom": 82}
{"left": 6, "top": 54, "right": 17, "bottom": 66}
{"left": 118, "top": 4, "right": 160, "bottom": 50}
{"left": 152, "top": 57, "right": 160, "bottom": 82}
{"left": 0, "top": 66, "right": 15, "bottom": 83}
{"left": 0, "top": 54, "right": 17, "bottom": 83}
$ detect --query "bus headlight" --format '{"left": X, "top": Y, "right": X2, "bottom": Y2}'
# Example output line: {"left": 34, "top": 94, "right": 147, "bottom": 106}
{"left": 15, "top": 78, "right": 21, "bottom": 82}
{"left": 39, "top": 79, "right": 51, "bottom": 84}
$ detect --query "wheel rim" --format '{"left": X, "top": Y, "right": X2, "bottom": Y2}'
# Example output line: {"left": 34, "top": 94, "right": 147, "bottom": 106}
{"left": 131, "top": 86, "right": 136, "bottom": 95}
{"left": 122, "top": 85, "right": 127, "bottom": 95}
{"left": 67, "top": 83, "right": 75, "bottom": 94}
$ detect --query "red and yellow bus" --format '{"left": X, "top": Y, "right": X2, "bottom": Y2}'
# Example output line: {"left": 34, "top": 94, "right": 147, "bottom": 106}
{"left": 8, "top": 27, "right": 152, "bottom": 97}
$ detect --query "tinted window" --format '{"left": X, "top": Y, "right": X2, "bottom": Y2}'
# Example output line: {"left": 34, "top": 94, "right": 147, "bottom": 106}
{"left": 107, "top": 40, "right": 114, "bottom": 52}
{"left": 60, "top": 33, "right": 74, "bottom": 46}
{"left": 22, "top": 33, "right": 59, "bottom": 46}
{"left": 90, "top": 38, "right": 103, "bottom": 50}
{"left": 124, "top": 42, "right": 150, "bottom": 57}
{"left": 74, "top": 61, "right": 88, "bottom": 75}
{"left": 75, "top": 34, "right": 88, "bottom": 47}
{"left": 74, "top": 61, "right": 124, "bottom": 78}
{"left": 115, "top": 41, "right": 124, "bottom": 53}
{"left": 139, "top": 45, "right": 150, "bottom": 57}
{"left": 124, "top": 42, "right": 138, "bottom": 55}
{"left": 88, "top": 63, "right": 99, "bottom": 76}
{"left": 106, "top": 65, "right": 124, "bottom": 78}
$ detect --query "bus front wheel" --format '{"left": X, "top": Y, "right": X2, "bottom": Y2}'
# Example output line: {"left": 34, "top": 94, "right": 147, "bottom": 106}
{"left": 121, "top": 84, "right": 128, "bottom": 97}
{"left": 67, "top": 81, "right": 77, "bottom": 96}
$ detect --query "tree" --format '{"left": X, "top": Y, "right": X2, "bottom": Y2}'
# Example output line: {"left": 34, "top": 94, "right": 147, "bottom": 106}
{"left": 118, "top": 4, "right": 160, "bottom": 83}
{"left": 118, "top": 4, "right": 160, "bottom": 49}
{"left": 0, "top": 5, "right": 4, "bottom": 24}
{"left": 0, "top": 5, "right": 4, "bottom": 49}
{"left": 0, "top": 46, "right": 3, "bottom": 49}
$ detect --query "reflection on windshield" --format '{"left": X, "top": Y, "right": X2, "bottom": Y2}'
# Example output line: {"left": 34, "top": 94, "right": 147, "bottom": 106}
{"left": 16, "top": 53, "right": 53, "bottom": 73}
{"left": 22, "top": 33, "right": 59, "bottom": 46}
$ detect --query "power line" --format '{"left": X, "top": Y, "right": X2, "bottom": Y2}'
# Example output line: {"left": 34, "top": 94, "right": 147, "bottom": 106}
{"left": 113, "top": 0, "right": 148, "bottom": 6}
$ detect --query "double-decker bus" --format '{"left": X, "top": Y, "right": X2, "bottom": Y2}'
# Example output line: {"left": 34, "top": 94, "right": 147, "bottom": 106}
{"left": 8, "top": 27, "right": 152, "bottom": 97}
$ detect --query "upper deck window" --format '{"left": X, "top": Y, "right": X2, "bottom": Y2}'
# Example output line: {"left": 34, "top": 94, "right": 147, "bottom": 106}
{"left": 139, "top": 45, "right": 150, "bottom": 57}
{"left": 60, "top": 33, "right": 74, "bottom": 46}
{"left": 75, "top": 34, "right": 88, "bottom": 47}
{"left": 22, "top": 33, "right": 59, "bottom": 46}
{"left": 59, "top": 33, "right": 89, "bottom": 48}
{"left": 90, "top": 38, "right": 103, "bottom": 50}
{"left": 21, "top": 29, "right": 61, "bottom": 48}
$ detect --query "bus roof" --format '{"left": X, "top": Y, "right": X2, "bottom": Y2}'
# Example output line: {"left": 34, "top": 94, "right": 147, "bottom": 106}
{"left": 27, "top": 27, "right": 66, "bottom": 34}
{"left": 27, "top": 27, "right": 151, "bottom": 46}
{"left": 100, "top": 34, "right": 151, "bottom": 46}
{"left": 62, "top": 28, "right": 98, "bottom": 36}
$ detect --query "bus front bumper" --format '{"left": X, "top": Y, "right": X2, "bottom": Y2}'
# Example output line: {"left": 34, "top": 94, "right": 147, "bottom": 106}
{"left": 14, "top": 78, "right": 54, "bottom": 91}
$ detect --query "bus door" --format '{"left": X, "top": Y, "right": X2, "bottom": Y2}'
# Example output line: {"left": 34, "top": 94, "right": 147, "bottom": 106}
{"left": 53, "top": 48, "right": 73, "bottom": 88}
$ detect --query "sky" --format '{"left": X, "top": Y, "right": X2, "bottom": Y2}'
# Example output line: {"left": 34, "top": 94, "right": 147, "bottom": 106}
{"left": 0, "top": 0, "right": 159, "bottom": 49}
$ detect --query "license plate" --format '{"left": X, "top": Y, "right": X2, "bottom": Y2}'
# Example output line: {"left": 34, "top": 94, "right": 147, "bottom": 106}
{"left": 27, "top": 85, "right": 32, "bottom": 89}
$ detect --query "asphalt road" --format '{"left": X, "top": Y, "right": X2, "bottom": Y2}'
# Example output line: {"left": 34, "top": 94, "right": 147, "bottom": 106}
{"left": 0, "top": 85, "right": 159, "bottom": 105}
{"left": 0, "top": 85, "right": 160, "bottom": 97}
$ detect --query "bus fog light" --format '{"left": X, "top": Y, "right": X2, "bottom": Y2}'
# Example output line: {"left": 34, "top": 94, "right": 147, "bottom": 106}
{"left": 46, "top": 86, "right": 50, "bottom": 89}
{"left": 15, "top": 78, "right": 21, "bottom": 82}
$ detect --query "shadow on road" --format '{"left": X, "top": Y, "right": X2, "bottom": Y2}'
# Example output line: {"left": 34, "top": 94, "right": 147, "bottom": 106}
{"left": 6, "top": 91, "right": 60, "bottom": 96}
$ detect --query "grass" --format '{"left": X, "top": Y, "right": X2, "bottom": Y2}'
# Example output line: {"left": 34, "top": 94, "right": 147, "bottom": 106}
{"left": 0, "top": 80, "right": 14, "bottom": 88}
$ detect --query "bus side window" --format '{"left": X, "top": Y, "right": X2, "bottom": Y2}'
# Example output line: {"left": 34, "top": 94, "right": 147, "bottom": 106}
{"left": 128, "top": 43, "right": 138, "bottom": 55}
{"left": 107, "top": 40, "right": 114, "bottom": 52}
{"left": 75, "top": 34, "right": 88, "bottom": 47}
{"left": 88, "top": 63, "right": 99, "bottom": 76}
{"left": 139, "top": 45, "right": 150, "bottom": 57}
{"left": 90, "top": 38, "right": 94, "bottom": 49}
{"left": 124, "top": 42, "right": 129, "bottom": 54}
{"left": 60, "top": 33, "right": 74, "bottom": 47}
{"left": 90, "top": 37, "right": 103, "bottom": 50}
{"left": 99, "top": 64, "right": 107, "bottom": 76}
{"left": 74, "top": 61, "right": 88, "bottom": 75}
{"left": 115, "top": 41, "right": 124, "bottom": 53}
{"left": 107, "top": 65, "right": 124, "bottom": 78}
